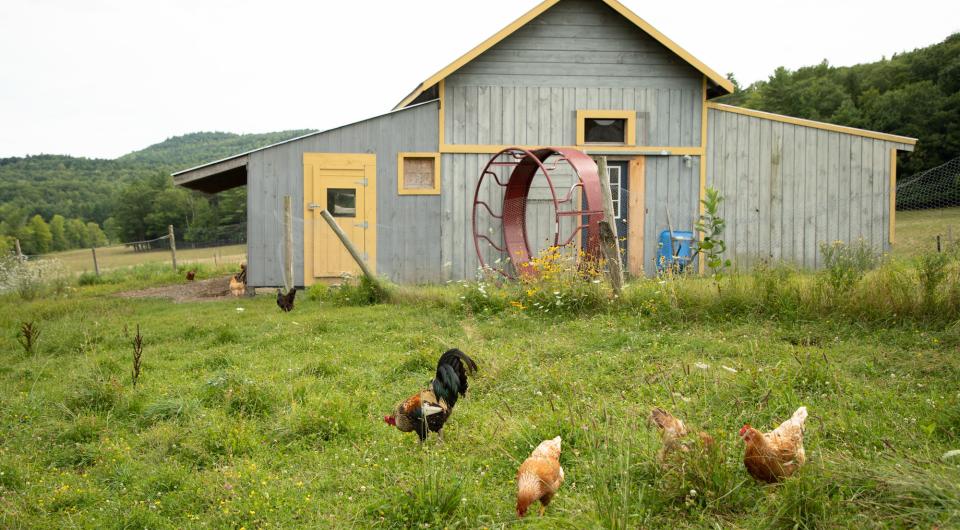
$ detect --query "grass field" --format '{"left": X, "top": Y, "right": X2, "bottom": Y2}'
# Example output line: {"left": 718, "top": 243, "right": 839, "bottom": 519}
{"left": 41, "top": 244, "right": 247, "bottom": 274}
{"left": 894, "top": 206, "right": 960, "bottom": 258}
{"left": 1, "top": 259, "right": 959, "bottom": 528}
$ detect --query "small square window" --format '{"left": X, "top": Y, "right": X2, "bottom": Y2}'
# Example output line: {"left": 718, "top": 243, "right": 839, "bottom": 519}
{"left": 576, "top": 110, "right": 636, "bottom": 146}
{"left": 327, "top": 188, "right": 356, "bottom": 217}
{"left": 398, "top": 153, "right": 441, "bottom": 195}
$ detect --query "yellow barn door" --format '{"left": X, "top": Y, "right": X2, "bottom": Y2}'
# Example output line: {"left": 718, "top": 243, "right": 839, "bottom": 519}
{"left": 303, "top": 153, "right": 377, "bottom": 285}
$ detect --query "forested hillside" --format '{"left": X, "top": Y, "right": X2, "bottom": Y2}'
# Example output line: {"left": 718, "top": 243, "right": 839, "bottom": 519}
{"left": 718, "top": 33, "right": 960, "bottom": 176}
{"left": 0, "top": 130, "right": 313, "bottom": 255}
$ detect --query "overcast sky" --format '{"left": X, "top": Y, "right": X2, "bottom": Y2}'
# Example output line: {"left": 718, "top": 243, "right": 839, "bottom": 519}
{"left": 1, "top": 0, "right": 956, "bottom": 160}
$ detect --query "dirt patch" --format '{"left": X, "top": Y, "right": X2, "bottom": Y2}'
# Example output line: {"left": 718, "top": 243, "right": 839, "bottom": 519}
{"left": 115, "top": 276, "right": 238, "bottom": 303}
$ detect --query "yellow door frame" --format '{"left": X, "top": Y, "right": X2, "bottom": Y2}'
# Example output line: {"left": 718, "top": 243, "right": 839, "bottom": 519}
{"left": 303, "top": 153, "right": 377, "bottom": 286}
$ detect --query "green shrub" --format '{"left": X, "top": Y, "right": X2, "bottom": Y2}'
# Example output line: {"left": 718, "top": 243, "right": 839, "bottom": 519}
{"left": 77, "top": 271, "right": 104, "bottom": 286}
{"left": 59, "top": 415, "right": 104, "bottom": 444}
{"left": 306, "top": 283, "right": 330, "bottom": 301}
{"left": 274, "top": 399, "right": 354, "bottom": 446}
{"left": 0, "top": 460, "right": 23, "bottom": 491}
{"left": 368, "top": 467, "right": 464, "bottom": 528}
{"left": 459, "top": 245, "right": 612, "bottom": 318}
{"left": 299, "top": 360, "right": 335, "bottom": 378}
{"left": 313, "top": 275, "right": 391, "bottom": 306}
{"left": 199, "top": 371, "right": 276, "bottom": 417}
{"left": 66, "top": 373, "right": 124, "bottom": 413}
{"left": 819, "top": 239, "right": 881, "bottom": 292}
{"left": 588, "top": 435, "right": 654, "bottom": 529}
{"left": 918, "top": 251, "right": 950, "bottom": 307}
{"left": 200, "top": 417, "right": 259, "bottom": 460}
{"left": 140, "top": 396, "right": 199, "bottom": 426}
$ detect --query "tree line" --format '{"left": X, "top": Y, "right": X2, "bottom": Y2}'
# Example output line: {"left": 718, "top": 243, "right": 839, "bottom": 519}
{"left": 718, "top": 33, "right": 960, "bottom": 178}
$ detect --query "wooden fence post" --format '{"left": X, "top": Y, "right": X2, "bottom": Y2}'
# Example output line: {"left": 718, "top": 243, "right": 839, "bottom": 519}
{"left": 320, "top": 209, "right": 376, "bottom": 281}
{"left": 283, "top": 196, "right": 294, "bottom": 292}
{"left": 168, "top": 225, "right": 178, "bottom": 271}
{"left": 14, "top": 238, "right": 24, "bottom": 262}
{"left": 91, "top": 247, "right": 100, "bottom": 276}
{"left": 596, "top": 156, "right": 624, "bottom": 294}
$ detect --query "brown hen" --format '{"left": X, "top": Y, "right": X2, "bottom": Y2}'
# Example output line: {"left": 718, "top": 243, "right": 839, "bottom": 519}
{"left": 516, "top": 436, "right": 564, "bottom": 518}
{"left": 739, "top": 406, "right": 808, "bottom": 483}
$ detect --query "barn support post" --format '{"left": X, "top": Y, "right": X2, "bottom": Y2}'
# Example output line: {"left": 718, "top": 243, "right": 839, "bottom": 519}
{"left": 319, "top": 209, "right": 376, "bottom": 282}
{"left": 167, "top": 225, "right": 178, "bottom": 271}
{"left": 91, "top": 247, "right": 100, "bottom": 276}
{"left": 596, "top": 156, "right": 624, "bottom": 294}
{"left": 283, "top": 196, "right": 294, "bottom": 292}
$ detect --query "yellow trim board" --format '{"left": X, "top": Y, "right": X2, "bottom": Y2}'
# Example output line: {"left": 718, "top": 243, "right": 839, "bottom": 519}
{"left": 440, "top": 144, "right": 703, "bottom": 156}
{"left": 576, "top": 110, "right": 637, "bottom": 146}
{"left": 706, "top": 103, "right": 918, "bottom": 146}
{"left": 437, "top": 79, "right": 445, "bottom": 148}
{"left": 397, "top": 152, "right": 441, "bottom": 195}
{"left": 394, "top": 0, "right": 733, "bottom": 110}
{"left": 889, "top": 148, "right": 897, "bottom": 245}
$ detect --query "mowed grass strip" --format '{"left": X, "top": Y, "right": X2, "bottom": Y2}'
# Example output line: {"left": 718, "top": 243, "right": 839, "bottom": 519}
{"left": 0, "top": 277, "right": 959, "bottom": 528}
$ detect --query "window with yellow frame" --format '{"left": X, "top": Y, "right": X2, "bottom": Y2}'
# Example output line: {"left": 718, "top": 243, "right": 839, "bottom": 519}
{"left": 397, "top": 153, "right": 441, "bottom": 195}
{"left": 576, "top": 110, "right": 637, "bottom": 146}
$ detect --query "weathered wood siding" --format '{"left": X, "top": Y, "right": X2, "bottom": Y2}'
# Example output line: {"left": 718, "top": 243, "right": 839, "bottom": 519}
{"left": 705, "top": 107, "right": 911, "bottom": 269}
{"left": 642, "top": 156, "right": 700, "bottom": 276}
{"left": 247, "top": 102, "right": 440, "bottom": 287}
{"left": 444, "top": 0, "right": 703, "bottom": 147}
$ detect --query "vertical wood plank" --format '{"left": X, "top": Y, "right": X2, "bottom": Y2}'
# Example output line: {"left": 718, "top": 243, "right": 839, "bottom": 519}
{"left": 804, "top": 128, "right": 818, "bottom": 268}
{"left": 838, "top": 134, "right": 851, "bottom": 244}
{"left": 477, "top": 86, "right": 491, "bottom": 145}
{"left": 758, "top": 118, "right": 772, "bottom": 262}
{"left": 827, "top": 132, "right": 840, "bottom": 249}
{"left": 872, "top": 141, "right": 885, "bottom": 250}
{"left": 848, "top": 137, "right": 862, "bottom": 240}
{"left": 735, "top": 114, "right": 749, "bottom": 268}
{"left": 502, "top": 87, "right": 515, "bottom": 145}
{"left": 770, "top": 121, "right": 783, "bottom": 262}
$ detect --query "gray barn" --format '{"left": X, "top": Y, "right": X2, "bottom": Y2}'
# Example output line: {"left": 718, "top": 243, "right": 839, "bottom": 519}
{"left": 173, "top": 0, "right": 916, "bottom": 287}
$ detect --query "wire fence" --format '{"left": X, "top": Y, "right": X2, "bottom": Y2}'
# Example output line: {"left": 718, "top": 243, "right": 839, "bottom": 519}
{"left": 11, "top": 224, "right": 247, "bottom": 276}
{"left": 895, "top": 156, "right": 960, "bottom": 256}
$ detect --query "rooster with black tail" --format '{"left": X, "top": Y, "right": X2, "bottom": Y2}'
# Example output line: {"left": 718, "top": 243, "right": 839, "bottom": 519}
{"left": 384, "top": 348, "right": 478, "bottom": 444}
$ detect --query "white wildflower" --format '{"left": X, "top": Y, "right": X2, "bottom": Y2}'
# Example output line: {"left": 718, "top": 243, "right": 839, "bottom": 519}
{"left": 695, "top": 362, "right": 710, "bottom": 370}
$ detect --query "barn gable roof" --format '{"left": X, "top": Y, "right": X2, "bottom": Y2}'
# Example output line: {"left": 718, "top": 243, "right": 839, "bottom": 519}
{"left": 393, "top": 0, "right": 734, "bottom": 110}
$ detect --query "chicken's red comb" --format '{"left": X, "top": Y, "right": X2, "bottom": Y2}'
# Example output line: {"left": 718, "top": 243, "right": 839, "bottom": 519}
{"left": 738, "top": 424, "right": 751, "bottom": 437}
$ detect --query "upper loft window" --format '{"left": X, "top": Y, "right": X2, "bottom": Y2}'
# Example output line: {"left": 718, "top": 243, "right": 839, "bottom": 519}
{"left": 576, "top": 110, "right": 636, "bottom": 146}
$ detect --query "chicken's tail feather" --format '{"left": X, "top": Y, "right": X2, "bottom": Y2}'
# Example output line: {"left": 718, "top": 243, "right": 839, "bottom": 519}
{"left": 791, "top": 406, "right": 808, "bottom": 427}
{"left": 432, "top": 348, "right": 478, "bottom": 408}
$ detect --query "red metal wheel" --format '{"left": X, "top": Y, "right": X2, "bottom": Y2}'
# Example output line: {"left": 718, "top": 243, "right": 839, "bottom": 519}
{"left": 472, "top": 147, "right": 604, "bottom": 278}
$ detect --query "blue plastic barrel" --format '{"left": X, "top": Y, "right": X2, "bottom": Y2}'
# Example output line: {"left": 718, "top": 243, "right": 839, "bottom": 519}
{"left": 657, "top": 230, "right": 694, "bottom": 272}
